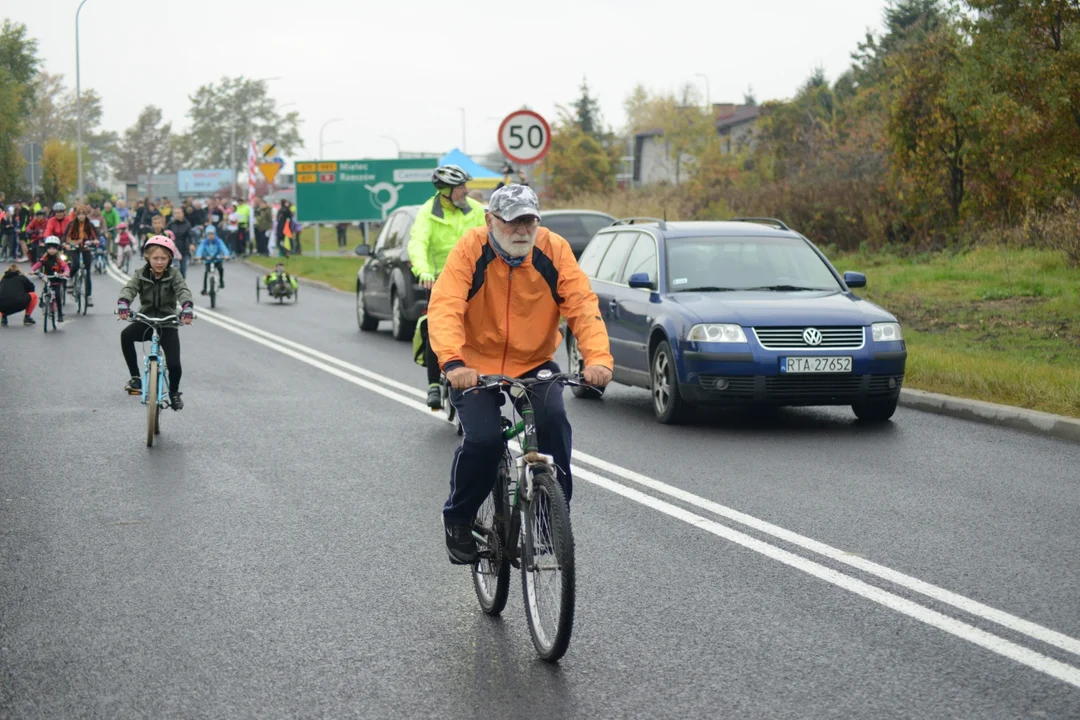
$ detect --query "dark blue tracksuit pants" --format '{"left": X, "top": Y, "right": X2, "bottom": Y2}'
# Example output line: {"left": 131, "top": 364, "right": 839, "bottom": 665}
{"left": 444, "top": 362, "right": 572, "bottom": 525}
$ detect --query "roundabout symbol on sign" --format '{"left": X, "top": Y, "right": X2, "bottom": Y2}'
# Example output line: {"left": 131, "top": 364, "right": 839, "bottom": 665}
{"left": 498, "top": 110, "right": 551, "bottom": 165}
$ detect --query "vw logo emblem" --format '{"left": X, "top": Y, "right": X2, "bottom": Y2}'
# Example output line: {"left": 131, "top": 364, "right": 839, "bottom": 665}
{"left": 803, "top": 328, "right": 823, "bottom": 346}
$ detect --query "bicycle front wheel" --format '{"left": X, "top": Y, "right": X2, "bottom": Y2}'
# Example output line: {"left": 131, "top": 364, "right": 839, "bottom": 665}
{"left": 472, "top": 459, "right": 512, "bottom": 616}
{"left": 209, "top": 276, "right": 217, "bottom": 308}
{"left": 521, "top": 469, "right": 575, "bottom": 662}
{"left": 146, "top": 360, "right": 159, "bottom": 447}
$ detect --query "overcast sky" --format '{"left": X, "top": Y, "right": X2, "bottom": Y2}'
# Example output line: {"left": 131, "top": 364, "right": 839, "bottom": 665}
{"left": 19, "top": 0, "right": 890, "bottom": 168}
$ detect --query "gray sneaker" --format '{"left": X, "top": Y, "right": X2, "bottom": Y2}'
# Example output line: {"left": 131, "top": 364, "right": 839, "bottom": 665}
{"left": 444, "top": 520, "right": 477, "bottom": 565}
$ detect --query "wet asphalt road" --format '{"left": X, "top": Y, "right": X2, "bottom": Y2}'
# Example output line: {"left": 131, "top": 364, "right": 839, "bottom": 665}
{"left": 2, "top": 260, "right": 1078, "bottom": 719}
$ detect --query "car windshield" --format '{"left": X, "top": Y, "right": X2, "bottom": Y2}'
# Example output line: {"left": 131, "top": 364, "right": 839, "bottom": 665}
{"left": 665, "top": 236, "right": 841, "bottom": 292}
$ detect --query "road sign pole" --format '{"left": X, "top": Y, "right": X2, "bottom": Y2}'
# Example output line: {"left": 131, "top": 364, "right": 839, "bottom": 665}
{"left": 315, "top": 224, "right": 320, "bottom": 259}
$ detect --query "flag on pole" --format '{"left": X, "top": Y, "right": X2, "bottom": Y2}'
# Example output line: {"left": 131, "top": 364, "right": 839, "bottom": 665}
{"left": 248, "top": 138, "right": 258, "bottom": 248}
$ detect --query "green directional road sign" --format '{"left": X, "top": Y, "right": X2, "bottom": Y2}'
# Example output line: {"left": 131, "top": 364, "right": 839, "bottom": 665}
{"left": 294, "top": 158, "right": 439, "bottom": 222}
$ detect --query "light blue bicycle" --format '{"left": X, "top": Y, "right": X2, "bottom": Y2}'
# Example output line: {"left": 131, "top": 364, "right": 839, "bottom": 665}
{"left": 128, "top": 312, "right": 181, "bottom": 447}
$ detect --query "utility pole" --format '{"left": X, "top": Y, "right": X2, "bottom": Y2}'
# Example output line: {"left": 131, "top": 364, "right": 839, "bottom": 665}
{"left": 75, "top": 0, "right": 90, "bottom": 199}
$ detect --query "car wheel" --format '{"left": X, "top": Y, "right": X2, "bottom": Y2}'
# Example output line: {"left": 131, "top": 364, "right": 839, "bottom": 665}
{"left": 651, "top": 340, "right": 693, "bottom": 424}
{"left": 356, "top": 286, "right": 378, "bottom": 331}
{"left": 852, "top": 396, "right": 898, "bottom": 422}
{"left": 390, "top": 290, "right": 416, "bottom": 341}
{"left": 566, "top": 334, "right": 602, "bottom": 399}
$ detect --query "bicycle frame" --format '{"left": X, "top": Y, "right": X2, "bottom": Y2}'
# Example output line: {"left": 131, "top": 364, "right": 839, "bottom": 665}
{"left": 472, "top": 371, "right": 592, "bottom": 553}
{"left": 131, "top": 313, "right": 179, "bottom": 409}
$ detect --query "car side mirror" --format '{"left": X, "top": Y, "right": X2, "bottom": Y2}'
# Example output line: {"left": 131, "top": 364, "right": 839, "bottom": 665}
{"left": 628, "top": 272, "right": 656, "bottom": 290}
{"left": 354, "top": 244, "right": 371, "bottom": 257}
{"left": 843, "top": 271, "right": 866, "bottom": 289}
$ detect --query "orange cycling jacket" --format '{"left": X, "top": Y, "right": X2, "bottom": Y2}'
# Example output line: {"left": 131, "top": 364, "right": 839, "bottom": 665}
{"left": 428, "top": 226, "right": 613, "bottom": 378}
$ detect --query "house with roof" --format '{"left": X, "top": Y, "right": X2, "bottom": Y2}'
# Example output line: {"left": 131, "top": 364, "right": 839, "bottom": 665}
{"left": 632, "top": 103, "right": 761, "bottom": 185}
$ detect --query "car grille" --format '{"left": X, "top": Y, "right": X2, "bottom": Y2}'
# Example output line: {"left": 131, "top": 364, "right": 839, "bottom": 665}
{"left": 696, "top": 374, "right": 903, "bottom": 403}
{"left": 764, "top": 375, "right": 864, "bottom": 400}
{"left": 752, "top": 326, "right": 865, "bottom": 350}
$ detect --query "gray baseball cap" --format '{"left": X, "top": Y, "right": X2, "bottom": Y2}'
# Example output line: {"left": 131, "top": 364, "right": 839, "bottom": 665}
{"left": 488, "top": 184, "right": 541, "bottom": 221}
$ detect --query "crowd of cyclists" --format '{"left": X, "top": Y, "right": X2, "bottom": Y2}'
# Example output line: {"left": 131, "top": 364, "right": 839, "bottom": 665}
{"left": 2, "top": 168, "right": 616, "bottom": 566}
{"left": 0, "top": 192, "right": 305, "bottom": 316}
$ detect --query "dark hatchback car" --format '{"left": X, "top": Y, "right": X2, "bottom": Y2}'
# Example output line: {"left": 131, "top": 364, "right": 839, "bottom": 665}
{"left": 539, "top": 209, "right": 616, "bottom": 258}
{"left": 354, "top": 205, "right": 426, "bottom": 340}
{"left": 565, "top": 217, "right": 907, "bottom": 424}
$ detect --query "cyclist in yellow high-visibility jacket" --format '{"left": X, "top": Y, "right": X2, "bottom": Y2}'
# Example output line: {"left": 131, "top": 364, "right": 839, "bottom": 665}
{"left": 407, "top": 164, "right": 486, "bottom": 408}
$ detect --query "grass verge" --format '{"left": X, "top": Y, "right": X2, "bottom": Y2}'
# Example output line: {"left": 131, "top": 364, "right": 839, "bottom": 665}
{"left": 830, "top": 245, "right": 1080, "bottom": 417}
{"left": 248, "top": 239, "right": 1079, "bottom": 417}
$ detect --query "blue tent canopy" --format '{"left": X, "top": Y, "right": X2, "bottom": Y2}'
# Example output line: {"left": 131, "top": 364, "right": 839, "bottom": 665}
{"left": 439, "top": 148, "right": 501, "bottom": 179}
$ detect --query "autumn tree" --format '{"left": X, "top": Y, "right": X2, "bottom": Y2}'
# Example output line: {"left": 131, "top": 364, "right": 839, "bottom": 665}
{"left": 543, "top": 108, "right": 615, "bottom": 201}
{"left": 178, "top": 76, "right": 302, "bottom": 170}
{"left": 0, "top": 20, "right": 40, "bottom": 197}
{"left": 24, "top": 71, "right": 117, "bottom": 183}
{"left": 41, "top": 139, "right": 76, "bottom": 203}
{"left": 116, "top": 106, "right": 177, "bottom": 181}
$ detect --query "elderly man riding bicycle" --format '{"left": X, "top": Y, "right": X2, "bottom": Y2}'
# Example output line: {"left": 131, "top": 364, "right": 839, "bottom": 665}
{"left": 426, "top": 184, "right": 612, "bottom": 564}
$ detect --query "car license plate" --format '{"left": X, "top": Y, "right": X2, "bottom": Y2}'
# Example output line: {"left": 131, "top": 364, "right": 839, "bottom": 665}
{"left": 781, "top": 356, "right": 852, "bottom": 373}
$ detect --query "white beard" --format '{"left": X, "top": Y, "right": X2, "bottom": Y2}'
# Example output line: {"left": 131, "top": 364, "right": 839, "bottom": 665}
{"left": 491, "top": 224, "right": 537, "bottom": 259}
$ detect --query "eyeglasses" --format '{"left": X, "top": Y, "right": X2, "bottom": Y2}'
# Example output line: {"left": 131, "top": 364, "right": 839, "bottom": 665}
{"left": 494, "top": 215, "right": 539, "bottom": 230}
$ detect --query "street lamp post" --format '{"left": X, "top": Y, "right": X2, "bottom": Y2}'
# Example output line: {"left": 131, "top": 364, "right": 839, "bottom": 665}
{"left": 459, "top": 108, "right": 466, "bottom": 153}
{"left": 380, "top": 135, "right": 401, "bottom": 158}
{"left": 75, "top": 0, "right": 89, "bottom": 200}
{"left": 695, "top": 73, "right": 711, "bottom": 111}
{"left": 319, "top": 118, "right": 343, "bottom": 160}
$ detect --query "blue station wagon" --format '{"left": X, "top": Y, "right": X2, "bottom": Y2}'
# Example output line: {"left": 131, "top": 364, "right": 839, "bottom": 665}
{"left": 565, "top": 217, "right": 907, "bottom": 424}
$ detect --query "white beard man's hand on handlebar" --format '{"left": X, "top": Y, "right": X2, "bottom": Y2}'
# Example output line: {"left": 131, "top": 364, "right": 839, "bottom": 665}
{"left": 583, "top": 365, "right": 613, "bottom": 388}
{"left": 447, "top": 367, "right": 479, "bottom": 390}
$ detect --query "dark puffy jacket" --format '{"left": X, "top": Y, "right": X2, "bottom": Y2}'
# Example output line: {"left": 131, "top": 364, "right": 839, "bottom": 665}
{"left": 118, "top": 264, "right": 193, "bottom": 316}
{"left": 0, "top": 269, "right": 34, "bottom": 314}
{"left": 167, "top": 219, "right": 194, "bottom": 256}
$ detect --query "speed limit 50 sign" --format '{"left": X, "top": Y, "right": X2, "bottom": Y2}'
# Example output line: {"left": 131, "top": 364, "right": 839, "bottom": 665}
{"left": 498, "top": 110, "right": 552, "bottom": 165}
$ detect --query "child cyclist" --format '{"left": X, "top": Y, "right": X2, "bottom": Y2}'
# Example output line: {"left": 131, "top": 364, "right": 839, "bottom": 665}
{"left": 115, "top": 222, "right": 135, "bottom": 268}
{"left": 194, "top": 224, "right": 229, "bottom": 295}
{"left": 116, "top": 235, "right": 193, "bottom": 410}
{"left": 29, "top": 236, "right": 70, "bottom": 322}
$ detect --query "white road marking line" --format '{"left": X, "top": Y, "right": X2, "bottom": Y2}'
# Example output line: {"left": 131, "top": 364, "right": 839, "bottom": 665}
{"left": 103, "top": 262, "right": 1080, "bottom": 687}
{"left": 570, "top": 451, "right": 1080, "bottom": 659}
{"left": 575, "top": 466, "right": 1080, "bottom": 690}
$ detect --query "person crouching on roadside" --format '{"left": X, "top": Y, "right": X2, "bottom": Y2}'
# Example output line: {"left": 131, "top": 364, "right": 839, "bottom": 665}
{"left": 0, "top": 263, "right": 38, "bottom": 326}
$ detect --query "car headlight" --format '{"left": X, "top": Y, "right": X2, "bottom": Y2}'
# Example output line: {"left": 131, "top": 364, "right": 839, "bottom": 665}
{"left": 687, "top": 323, "right": 748, "bottom": 343}
{"left": 872, "top": 322, "right": 903, "bottom": 342}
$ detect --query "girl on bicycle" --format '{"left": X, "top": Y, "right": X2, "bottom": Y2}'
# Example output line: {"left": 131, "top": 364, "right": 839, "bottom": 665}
{"left": 64, "top": 205, "right": 100, "bottom": 307}
{"left": 116, "top": 235, "right": 193, "bottom": 410}
{"left": 29, "top": 237, "right": 70, "bottom": 323}
{"left": 115, "top": 222, "right": 134, "bottom": 269}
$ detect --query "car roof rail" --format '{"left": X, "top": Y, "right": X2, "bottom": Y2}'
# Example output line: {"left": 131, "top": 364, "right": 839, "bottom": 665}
{"left": 611, "top": 216, "right": 668, "bottom": 231}
{"left": 728, "top": 217, "right": 791, "bottom": 231}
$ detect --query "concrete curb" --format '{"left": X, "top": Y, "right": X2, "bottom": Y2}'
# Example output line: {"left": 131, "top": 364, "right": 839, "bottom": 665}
{"left": 239, "top": 258, "right": 350, "bottom": 295}
{"left": 899, "top": 388, "right": 1080, "bottom": 443}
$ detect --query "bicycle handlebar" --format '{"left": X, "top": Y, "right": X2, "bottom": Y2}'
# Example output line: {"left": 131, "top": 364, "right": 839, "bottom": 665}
{"left": 476, "top": 371, "right": 594, "bottom": 391}
{"left": 123, "top": 312, "right": 185, "bottom": 328}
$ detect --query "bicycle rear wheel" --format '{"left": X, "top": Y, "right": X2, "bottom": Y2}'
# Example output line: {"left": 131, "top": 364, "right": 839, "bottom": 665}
{"left": 521, "top": 469, "right": 575, "bottom": 662}
{"left": 146, "top": 360, "right": 159, "bottom": 447}
{"left": 472, "top": 457, "right": 512, "bottom": 615}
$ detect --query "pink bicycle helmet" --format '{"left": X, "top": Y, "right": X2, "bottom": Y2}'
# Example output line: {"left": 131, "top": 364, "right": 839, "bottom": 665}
{"left": 144, "top": 234, "right": 179, "bottom": 259}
